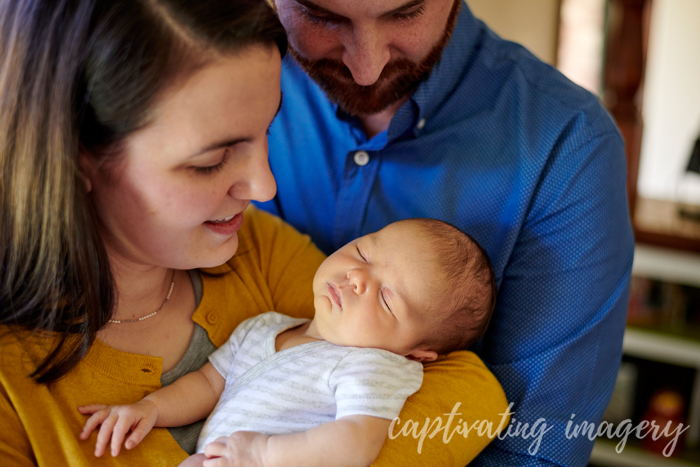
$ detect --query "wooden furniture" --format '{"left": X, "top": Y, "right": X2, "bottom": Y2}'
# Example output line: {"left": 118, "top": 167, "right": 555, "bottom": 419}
{"left": 602, "top": 0, "right": 700, "bottom": 252}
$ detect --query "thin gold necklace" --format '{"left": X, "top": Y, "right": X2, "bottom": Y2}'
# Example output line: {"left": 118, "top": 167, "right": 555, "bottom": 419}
{"left": 108, "top": 271, "right": 176, "bottom": 324}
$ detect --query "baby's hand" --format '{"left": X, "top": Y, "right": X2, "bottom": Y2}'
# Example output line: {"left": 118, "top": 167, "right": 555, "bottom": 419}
{"left": 202, "top": 431, "right": 270, "bottom": 467}
{"left": 78, "top": 399, "right": 159, "bottom": 457}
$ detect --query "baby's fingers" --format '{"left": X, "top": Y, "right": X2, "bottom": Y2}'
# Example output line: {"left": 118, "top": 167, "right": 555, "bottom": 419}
{"left": 112, "top": 414, "right": 138, "bottom": 457}
{"left": 78, "top": 404, "right": 109, "bottom": 415}
{"left": 94, "top": 413, "right": 119, "bottom": 457}
{"left": 124, "top": 418, "right": 155, "bottom": 450}
{"left": 79, "top": 409, "right": 111, "bottom": 440}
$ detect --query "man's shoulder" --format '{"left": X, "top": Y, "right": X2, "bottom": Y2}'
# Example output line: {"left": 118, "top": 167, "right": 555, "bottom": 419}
{"left": 470, "top": 29, "right": 616, "bottom": 136}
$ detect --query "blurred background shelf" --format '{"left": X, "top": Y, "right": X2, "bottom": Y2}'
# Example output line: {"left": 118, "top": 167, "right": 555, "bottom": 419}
{"left": 635, "top": 198, "right": 700, "bottom": 253}
{"left": 633, "top": 244, "right": 700, "bottom": 289}
{"left": 624, "top": 244, "right": 700, "bottom": 454}
{"left": 624, "top": 327, "right": 700, "bottom": 369}
{"left": 591, "top": 439, "right": 700, "bottom": 467}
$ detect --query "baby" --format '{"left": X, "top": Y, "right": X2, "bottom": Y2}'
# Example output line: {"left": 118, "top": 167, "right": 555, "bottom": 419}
{"left": 79, "top": 218, "right": 496, "bottom": 467}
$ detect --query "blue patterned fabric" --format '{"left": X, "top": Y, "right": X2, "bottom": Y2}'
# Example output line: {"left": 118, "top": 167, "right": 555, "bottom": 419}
{"left": 256, "top": 5, "right": 634, "bottom": 466}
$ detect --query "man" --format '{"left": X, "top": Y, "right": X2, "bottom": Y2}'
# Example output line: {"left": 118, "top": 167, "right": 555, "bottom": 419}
{"left": 258, "top": 1, "right": 634, "bottom": 465}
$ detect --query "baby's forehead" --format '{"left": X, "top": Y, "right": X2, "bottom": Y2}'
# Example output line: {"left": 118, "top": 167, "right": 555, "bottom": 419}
{"left": 377, "top": 221, "right": 443, "bottom": 260}
{"left": 371, "top": 225, "right": 447, "bottom": 293}
{"left": 377, "top": 220, "right": 435, "bottom": 244}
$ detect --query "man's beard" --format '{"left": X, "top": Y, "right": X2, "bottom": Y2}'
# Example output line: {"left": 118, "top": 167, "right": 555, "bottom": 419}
{"left": 288, "top": 0, "right": 461, "bottom": 116}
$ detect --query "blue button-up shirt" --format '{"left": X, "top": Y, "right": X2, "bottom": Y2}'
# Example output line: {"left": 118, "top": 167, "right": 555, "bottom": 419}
{"left": 258, "top": 5, "right": 634, "bottom": 466}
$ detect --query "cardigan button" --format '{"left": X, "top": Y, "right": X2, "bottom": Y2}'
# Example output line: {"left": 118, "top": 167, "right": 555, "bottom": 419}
{"left": 206, "top": 312, "right": 219, "bottom": 324}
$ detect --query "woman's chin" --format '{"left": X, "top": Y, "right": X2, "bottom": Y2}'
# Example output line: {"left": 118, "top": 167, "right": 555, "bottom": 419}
{"left": 194, "top": 233, "right": 240, "bottom": 269}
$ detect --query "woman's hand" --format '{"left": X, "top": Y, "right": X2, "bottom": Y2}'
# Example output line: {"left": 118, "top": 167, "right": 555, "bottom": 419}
{"left": 202, "top": 431, "right": 270, "bottom": 467}
{"left": 77, "top": 400, "right": 159, "bottom": 457}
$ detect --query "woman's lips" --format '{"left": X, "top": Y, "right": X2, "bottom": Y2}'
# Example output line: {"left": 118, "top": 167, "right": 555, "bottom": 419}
{"left": 328, "top": 284, "right": 342, "bottom": 310}
{"left": 204, "top": 211, "right": 244, "bottom": 236}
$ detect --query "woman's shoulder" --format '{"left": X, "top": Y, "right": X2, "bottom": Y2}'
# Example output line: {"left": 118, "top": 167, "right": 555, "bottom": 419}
{"left": 0, "top": 326, "right": 53, "bottom": 378}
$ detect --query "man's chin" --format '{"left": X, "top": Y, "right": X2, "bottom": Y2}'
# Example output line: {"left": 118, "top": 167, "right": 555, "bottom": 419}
{"left": 324, "top": 80, "right": 415, "bottom": 116}
{"left": 288, "top": 52, "right": 410, "bottom": 116}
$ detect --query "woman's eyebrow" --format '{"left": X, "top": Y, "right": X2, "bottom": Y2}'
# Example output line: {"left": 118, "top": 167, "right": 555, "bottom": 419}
{"left": 186, "top": 93, "right": 283, "bottom": 160}
{"left": 187, "top": 137, "right": 251, "bottom": 159}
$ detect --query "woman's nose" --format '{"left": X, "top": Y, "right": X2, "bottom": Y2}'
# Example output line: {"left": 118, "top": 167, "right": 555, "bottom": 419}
{"left": 342, "top": 24, "right": 391, "bottom": 86}
{"left": 228, "top": 143, "right": 277, "bottom": 202}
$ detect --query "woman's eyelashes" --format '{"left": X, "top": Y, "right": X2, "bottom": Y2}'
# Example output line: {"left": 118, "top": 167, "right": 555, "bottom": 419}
{"left": 192, "top": 149, "right": 230, "bottom": 175}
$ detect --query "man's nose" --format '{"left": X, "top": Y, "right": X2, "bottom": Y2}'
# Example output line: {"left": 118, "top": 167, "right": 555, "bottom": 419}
{"left": 342, "top": 24, "right": 391, "bottom": 86}
{"left": 346, "top": 268, "right": 369, "bottom": 294}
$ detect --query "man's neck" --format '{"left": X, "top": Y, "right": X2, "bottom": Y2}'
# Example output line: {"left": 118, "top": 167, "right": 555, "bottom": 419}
{"left": 358, "top": 95, "right": 410, "bottom": 139}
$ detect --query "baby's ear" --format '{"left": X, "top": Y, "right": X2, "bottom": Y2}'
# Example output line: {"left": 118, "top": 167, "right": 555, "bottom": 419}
{"left": 405, "top": 348, "right": 438, "bottom": 362}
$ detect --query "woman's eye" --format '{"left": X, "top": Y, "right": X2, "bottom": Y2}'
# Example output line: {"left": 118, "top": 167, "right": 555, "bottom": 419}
{"left": 192, "top": 149, "right": 230, "bottom": 175}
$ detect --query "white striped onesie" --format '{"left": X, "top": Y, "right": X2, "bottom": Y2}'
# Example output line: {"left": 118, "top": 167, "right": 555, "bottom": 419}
{"left": 196, "top": 312, "right": 423, "bottom": 452}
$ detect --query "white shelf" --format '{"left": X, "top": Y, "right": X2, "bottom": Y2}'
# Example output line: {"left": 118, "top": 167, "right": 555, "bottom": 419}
{"left": 590, "top": 440, "right": 700, "bottom": 467}
{"left": 623, "top": 328, "right": 700, "bottom": 369}
{"left": 633, "top": 245, "right": 700, "bottom": 287}
{"left": 622, "top": 328, "right": 700, "bottom": 448}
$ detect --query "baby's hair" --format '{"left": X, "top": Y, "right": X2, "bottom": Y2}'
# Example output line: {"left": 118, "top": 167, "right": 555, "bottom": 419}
{"left": 404, "top": 219, "right": 496, "bottom": 355}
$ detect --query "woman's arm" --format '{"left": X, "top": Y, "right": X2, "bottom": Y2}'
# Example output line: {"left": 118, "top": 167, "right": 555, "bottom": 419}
{"left": 79, "top": 362, "right": 225, "bottom": 457}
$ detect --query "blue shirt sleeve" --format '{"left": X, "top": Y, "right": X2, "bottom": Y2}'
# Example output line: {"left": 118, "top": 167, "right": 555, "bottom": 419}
{"left": 474, "top": 130, "right": 633, "bottom": 466}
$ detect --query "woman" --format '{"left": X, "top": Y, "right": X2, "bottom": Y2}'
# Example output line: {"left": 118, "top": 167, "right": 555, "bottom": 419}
{"left": 0, "top": 0, "right": 507, "bottom": 465}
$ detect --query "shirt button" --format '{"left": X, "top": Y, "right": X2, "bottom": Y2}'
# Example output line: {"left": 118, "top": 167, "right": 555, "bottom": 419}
{"left": 353, "top": 151, "right": 370, "bottom": 166}
{"left": 416, "top": 118, "right": 426, "bottom": 130}
{"left": 206, "top": 312, "right": 219, "bottom": 325}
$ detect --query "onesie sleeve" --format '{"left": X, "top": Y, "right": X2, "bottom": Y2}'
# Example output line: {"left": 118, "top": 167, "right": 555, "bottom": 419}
{"left": 208, "top": 314, "right": 264, "bottom": 379}
{"left": 329, "top": 349, "right": 423, "bottom": 421}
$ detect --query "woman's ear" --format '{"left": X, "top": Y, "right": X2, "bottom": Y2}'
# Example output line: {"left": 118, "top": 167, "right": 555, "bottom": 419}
{"left": 78, "top": 143, "right": 95, "bottom": 193}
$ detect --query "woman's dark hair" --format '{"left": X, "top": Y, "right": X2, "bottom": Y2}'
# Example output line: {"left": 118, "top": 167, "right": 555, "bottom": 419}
{"left": 0, "top": 0, "right": 287, "bottom": 383}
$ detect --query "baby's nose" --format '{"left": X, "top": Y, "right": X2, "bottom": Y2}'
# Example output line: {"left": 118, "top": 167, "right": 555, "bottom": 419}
{"left": 347, "top": 269, "right": 367, "bottom": 294}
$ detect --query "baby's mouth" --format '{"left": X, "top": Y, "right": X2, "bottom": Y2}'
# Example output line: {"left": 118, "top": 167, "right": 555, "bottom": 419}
{"left": 328, "top": 283, "right": 342, "bottom": 310}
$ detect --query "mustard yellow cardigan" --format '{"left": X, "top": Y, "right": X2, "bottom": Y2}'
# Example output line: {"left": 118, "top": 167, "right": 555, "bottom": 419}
{"left": 0, "top": 207, "right": 508, "bottom": 466}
